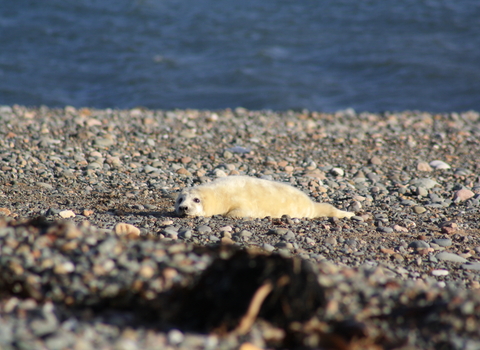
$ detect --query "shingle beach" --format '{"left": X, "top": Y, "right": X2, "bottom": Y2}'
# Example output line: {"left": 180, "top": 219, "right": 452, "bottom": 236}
{"left": 1, "top": 106, "right": 480, "bottom": 349}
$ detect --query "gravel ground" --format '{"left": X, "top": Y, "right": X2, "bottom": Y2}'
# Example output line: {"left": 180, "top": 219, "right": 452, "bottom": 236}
{"left": 0, "top": 105, "right": 480, "bottom": 349}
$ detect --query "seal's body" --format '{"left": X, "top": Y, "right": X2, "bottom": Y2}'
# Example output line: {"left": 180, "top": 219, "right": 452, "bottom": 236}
{"left": 175, "top": 176, "right": 354, "bottom": 219}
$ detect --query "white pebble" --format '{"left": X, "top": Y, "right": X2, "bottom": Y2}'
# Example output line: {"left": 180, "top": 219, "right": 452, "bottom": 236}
{"left": 431, "top": 269, "right": 449, "bottom": 276}
{"left": 331, "top": 167, "right": 344, "bottom": 177}
{"left": 167, "top": 329, "right": 184, "bottom": 345}
{"left": 59, "top": 210, "right": 75, "bottom": 218}
{"left": 429, "top": 160, "right": 451, "bottom": 169}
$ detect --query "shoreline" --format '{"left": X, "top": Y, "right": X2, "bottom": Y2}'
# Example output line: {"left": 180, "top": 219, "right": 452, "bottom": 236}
{"left": 1, "top": 106, "right": 480, "bottom": 349}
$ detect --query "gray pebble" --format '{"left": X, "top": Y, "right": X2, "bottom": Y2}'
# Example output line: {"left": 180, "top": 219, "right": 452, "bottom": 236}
{"left": 196, "top": 225, "right": 212, "bottom": 234}
{"left": 408, "top": 240, "right": 430, "bottom": 249}
{"left": 144, "top": 165, "right": 159, "bottom": 174}
{"left": 345, "top": 239, "right": 358, "bottom": 247}
{"left": 436, "top": 252, "right": 468, "bottom": 263}
{"left": 431, "top": 238, "right": 452, "bottom": 247}
{"left": 348, "top": 201, "right": 362, "bottom": 212}
{"left": 275, "top": 242, "right": 294, "bottom": 250}
{"left": 238, "top": 230, "right": 252, "bottom": 239}
{"left": 94, "top": 138, "right": 115, "bottom": 147}
{"left": 87, "top": 162, "right": 103, "bottom": 170}
{"left": 429, "top": 193, "right": 444, "bottom": 203}
{"left": 367, "top": 173, "right": 381, "bottom": 183}
{"left": 163, "top": 226, "right": 179, "bottom": 236}
{"left": 410, "top": 178, "right": 438, "bottom": 189}
{"left": 226, "top": 146, "right": 251, "bottom": 154}
{"left": 262, "top": 243, "right": 275, "bottom": 252}
{"left": 461, "top": 263, "right": 480, "bottom": 271}
{"left": 283, "top": 230, "right": 296, "bottom": 240}
{"left": 325, "top": 237, "right": 337, "bottom": 246}
{"left": 416, "top": 186, "right": 428, "bottom": 196}
{"left": 268, "top": 228, "right": 289, "bottom": 235}
{"left": 42, "top": 208, "right": 59, "bottom": 217}
{"left": 178, "top": 229, "right": 192, "bottom": 239}
{"left": 454, "top": 168, "right": 470, "bottom": 176}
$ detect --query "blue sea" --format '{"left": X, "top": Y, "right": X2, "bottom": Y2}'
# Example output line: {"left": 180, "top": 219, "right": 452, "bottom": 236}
{"left": 1, "top": 0, "right": 479, "bottom": 112}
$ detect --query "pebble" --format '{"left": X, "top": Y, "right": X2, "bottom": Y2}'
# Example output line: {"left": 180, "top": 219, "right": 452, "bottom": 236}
{"left": 226, "top": 146, "right": 251, "bottom": 154}
{"left": 454, "top": 189, "right": 474, "bottom": 202}
{"left": 325, "top": 237, "right": 337, "bottom": 246}
{"left": 115, "top": 223, "right": 141, "bottom": 236}
{"left": 431, "top": 238, "right": 452, "bottom": 247}
{"left": 268, "top": 228, "right": 289, "bottom": 235}
{"left": 239, "top": 230, "right": 253, "bottom": 239}
{"left": 454, "top": 168, "right": 470, "bottom": 176}
{"left": 436, "top": 252, "right": 468, "bottom": 263}
{"left": 53, "top": 261, "right": 75, "bottom": 274}
{"left": 416, "top": 161, "right": 432, "bottom": 172}
{"left": 431, "top": 269, "right": 449, "bottom": 276}
{"left": 262, "top": 243, "right": 275, "bottom": 252}
{"left": 220, "top": 237, "right": 234, "bottom": 245}
{"left": 380, "top": 247, "right": 396, "bottom": 254}
{"left": 377, "top": 227, "right": 394, "bottom": 233}
{"left": 408, "top": 240, "right": 430, "bottom": 249}
{"left": 275, "top": 242, "right": 294, "bottom": 250}
{"left": 167, "top": 329, "right": 184, "bottom": 345}
{"left": 413, "top": 206, "right": 427, "bottom": 214}
{"left": 196, "top": 225, "right": 212, "bottom": 234}
{"left": 348, "top": 201, "right": 362, "bottom": 212}
{"left": 461, "top": 263, "right": 480, "bottom": 271}
{"left": 93, "top": 137, "right": 115, "bottom": 147}
{"left": 393, "top": 225, "right": 408, "bottom": 233}
{"left": 429, "top": 160, "right": 451, "bottom": 169}
{"left": 330, "top": 167, "right": 344, "bottom": 177}
{"left": 83, "top": 209, "right": 94, "bottom": 217}
{"left": 208, "top": 235, "right": 220, "bottom": 242}
{"left": 0, "top": 208, "right": 12, "bottom": 216}
{"left": 283, "top": 230, "right": 296, "bottom": 240}
{"left": 178, "top": 229, "right": 193, "bottom": 239}
{"left": 410, "top": 178, "right": 438, "bottom": 189}
{"left": 165, "top": 226, "right": 180, "bottom": 236}
{"left": 416, "top": 187, "right": 428, "bottom": 196}
{"left": 59, "top": 210, "right": 76, "bottom": 218}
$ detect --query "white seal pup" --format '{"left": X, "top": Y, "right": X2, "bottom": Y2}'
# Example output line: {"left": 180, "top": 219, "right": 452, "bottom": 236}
{"left": 175, "top": 176, "right": 354, "bottom": 219}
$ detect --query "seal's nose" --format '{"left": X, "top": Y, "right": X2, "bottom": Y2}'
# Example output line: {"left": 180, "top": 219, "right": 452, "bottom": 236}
{"left": 178, "top": 205, "right": 188, "bottom": 212}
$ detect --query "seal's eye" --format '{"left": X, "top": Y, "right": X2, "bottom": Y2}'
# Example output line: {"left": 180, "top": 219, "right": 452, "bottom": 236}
{"left": 193, "top": 198, "right": 200, "bottom": 203}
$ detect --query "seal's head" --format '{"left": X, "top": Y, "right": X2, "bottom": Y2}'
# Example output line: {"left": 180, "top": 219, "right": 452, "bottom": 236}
{"left": 175, "top": 189, "right": 204, "bottom": 216}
